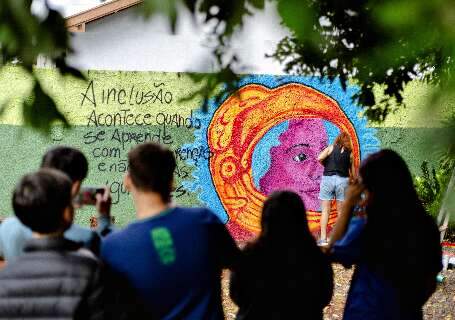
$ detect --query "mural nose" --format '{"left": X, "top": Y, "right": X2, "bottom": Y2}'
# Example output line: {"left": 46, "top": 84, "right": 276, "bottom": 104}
{"left": 304, "top": 161, "right": 323, "bottom": 181}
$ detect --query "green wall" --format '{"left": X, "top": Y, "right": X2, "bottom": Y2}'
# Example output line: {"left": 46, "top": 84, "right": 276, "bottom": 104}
{"left": 0, "top": 66, "right": 450, "bottom": 229}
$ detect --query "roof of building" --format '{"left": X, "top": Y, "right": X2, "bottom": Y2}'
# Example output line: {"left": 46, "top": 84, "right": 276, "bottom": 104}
{"left": 65, "top": 0, "right": 142, "bottom": 32}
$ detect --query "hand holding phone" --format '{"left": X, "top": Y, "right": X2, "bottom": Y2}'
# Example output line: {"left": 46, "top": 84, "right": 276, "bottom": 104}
{"left": 74, "top": 186, "right": 112, "bottom": 218}
{"left": 75, "top": 187, "right": 105, "bottom": 206}
{"left": 95, "top": 186, "right": 112, "bottom": 218}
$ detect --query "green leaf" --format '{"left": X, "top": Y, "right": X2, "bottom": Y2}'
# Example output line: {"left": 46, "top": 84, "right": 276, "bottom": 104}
{"left": 55, "top": 56, "right": 86, "bottom": 81}
{"left": 182, "top": 0, "right": 197, "bottom": 13}
{"left": 22, "top": 79, "right": 69, "bottom": 134}
{"left": 40, "top": 8, "right": 68, "bottom": 52}
{"left": 277, "top": 0, "right": 315, "bottom": 40}
{"left": 180, "top": 64, "right": 240, "bottom": 113}
{"left": 0, "top": 100, "right": 9, "bottom": 118}
{"left": 249, "top": 0, "right": 265, "bottom": 9}
{"left": 141, "top": 0, "right": 179, "bottom": 33}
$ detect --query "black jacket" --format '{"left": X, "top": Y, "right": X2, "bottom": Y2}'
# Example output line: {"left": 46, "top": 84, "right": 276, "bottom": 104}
{"left": 0, "top": 237, "right": 104, "bottom": 320}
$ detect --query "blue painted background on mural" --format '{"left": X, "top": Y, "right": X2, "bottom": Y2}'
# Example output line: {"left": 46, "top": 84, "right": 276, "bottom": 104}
{"left": 183, "top": 75, "right": 381, "bottom": 223}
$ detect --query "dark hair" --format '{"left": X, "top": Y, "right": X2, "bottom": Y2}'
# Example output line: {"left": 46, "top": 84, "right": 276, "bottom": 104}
{"left": 41, "top": 146, "right": 88, "bottom": 182}
{"left": 260, "top": 191, "right": 313, "bottom": 245}
{"left": 128, "top": 143, "right": 176, "bottom": 202}
{"left": 13, "top": 169, "right": 73, "bottom": 234}
{"left": 334, "top": 132, "right": 352, "bottom": 151}
{"left": 360, "top": 149, "right": 420, "bottom": 217}
{"left": 234, "top": 191, "right": 333, "bottom": 315}
{"left": 360, "top": 149, "right": 441, "bottom": 306}
{"left": 255, "top": 191, "right": 330, "bottom": 273}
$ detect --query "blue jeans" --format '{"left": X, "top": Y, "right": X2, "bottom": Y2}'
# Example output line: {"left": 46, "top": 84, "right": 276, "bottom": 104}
{"left": 319, "top": 175, "right": 349, "bottom": 201}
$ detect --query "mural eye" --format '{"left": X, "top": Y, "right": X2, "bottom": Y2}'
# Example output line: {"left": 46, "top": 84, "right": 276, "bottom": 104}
{"left": 293, "top": 153, "right": 307, "bottom": 162}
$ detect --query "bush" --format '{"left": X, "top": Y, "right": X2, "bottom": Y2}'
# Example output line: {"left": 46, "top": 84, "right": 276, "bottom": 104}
{"left": 414, "top": 161, "right": 455, "bottom": 241}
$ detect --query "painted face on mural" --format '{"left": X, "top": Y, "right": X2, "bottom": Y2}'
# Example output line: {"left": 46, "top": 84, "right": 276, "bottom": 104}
{"left": 259, "top": 119, "right": 327, "bottom": 211}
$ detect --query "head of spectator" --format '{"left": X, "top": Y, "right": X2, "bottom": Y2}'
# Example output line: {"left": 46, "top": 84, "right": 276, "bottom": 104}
{"left": 41, "top": 146, "right": 88, "bottom": 197}
{"left": 229, "top": 190, "right": 333, "bottom": 319}
{"left": 259, "top": 191, "right": 319, "bottom": 252}
{"left": 359, "top": 149, "right": 423, "bottom": 224}
{"left": 358, "top": 149, "right": 441, "bottom": 305}
{"left": 13, "top": 169, "right": 73, "bottom": 236}
{"left": 125, "top": 143, "right": 176, "bottom": 206}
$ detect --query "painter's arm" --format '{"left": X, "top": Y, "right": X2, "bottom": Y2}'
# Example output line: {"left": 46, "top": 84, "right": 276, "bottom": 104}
{"left": 328, "top": 178, "right": 365, "bottom": 248}
{"left": 318, "top": 145, "right": 333, "bottom": 164}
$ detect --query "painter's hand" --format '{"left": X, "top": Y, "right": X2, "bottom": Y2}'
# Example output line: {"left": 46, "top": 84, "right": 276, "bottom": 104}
{"left": 96, "top": 186, "right": 112, "bottom": 218}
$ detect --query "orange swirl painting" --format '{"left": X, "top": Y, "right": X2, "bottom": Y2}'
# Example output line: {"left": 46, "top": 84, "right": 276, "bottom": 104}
{"left": 207, "top": 83, "right": 361, "bottom": 240}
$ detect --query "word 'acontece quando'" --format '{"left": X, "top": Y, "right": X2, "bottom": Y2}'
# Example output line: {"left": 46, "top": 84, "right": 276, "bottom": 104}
{"left": 86, "top": 109, "right": 202, "bottom": 129}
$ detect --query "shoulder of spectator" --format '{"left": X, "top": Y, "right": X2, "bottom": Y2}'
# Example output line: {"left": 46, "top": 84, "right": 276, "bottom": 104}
{"left": 65, "top": 224, "right": 94, "bottom": 241}
{"left": 99, "top": 227, "right": 127, "bottom": 258}
{"left": 72, "top": 247, "right": 99, "bottom": 261}
{"left": 1, "top": 216, "right": 24, "bottom": 228}
{"left": 202, "top": 207, "right": 224, "bottom": 224}
{"left": 0, "top": 216, "right": 32, "bottom": 237}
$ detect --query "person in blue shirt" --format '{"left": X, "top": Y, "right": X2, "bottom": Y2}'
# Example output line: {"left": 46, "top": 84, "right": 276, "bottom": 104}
{"left": 101, "top": 143, "right": 240, "bottom": 320}
{"left": 0, "top": 146, "right": 112, "bottom": 260}
{"left": 326, "top": 149, "right": 442, "bottom": 320}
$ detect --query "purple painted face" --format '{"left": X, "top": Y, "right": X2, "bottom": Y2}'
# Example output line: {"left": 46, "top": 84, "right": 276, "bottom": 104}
{"left": 259, "top": 119, "right": 328, "bottom": 211}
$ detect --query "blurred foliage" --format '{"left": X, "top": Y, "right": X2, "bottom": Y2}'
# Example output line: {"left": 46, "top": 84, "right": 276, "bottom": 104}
{"left": 1, "top": 0, "right": 454, "bottom": 229}
{"left": 1, "top": 0, "right": 454, "bottom": 129}
{"left": 140, "top": 0, "right": 269, "bottom": 111}
{"left": 142, "top": 0, "right": 455, "bottom": 122}
{"left": 145, "top": 0, "right": 455, "bottom": 227}
{"left": 438, "top": 113, "right": 455, "bottom": 170}
{"left": 415, "top": 161, "right": 443, "bottom": 208}
{"left": 0, "top": 0, "right": 83, "bottom": 133}
{"left": 272, "top": 0, "right": 454, "bottom": 122}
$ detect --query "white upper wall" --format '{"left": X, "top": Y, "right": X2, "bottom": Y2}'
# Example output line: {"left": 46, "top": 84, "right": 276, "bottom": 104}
{"left": 65, "top": 2, "right": 290, "bottom": 74}
{"left": 50, "top": 0, "right": 105, "bottom": 17}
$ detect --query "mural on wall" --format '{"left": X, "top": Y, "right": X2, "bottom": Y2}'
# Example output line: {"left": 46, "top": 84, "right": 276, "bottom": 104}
{"left": 0, "top": 67, "right": 442, "bottom": 240}
{"left": 186, "top": 76, "right": 380, "bottom": 240}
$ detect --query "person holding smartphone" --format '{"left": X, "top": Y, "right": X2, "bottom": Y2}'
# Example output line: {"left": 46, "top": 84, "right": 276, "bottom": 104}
{"left": 317, "top": 132, "right": 355, "bottom": 245}
{"left": 326, "top": 150, "right": 441, "bottom": 320}
{"left": 0, "top": 146, "right": 112, "bottom": 260}
{"left": 0, "top": 169, "right": 105, "bottom": 319}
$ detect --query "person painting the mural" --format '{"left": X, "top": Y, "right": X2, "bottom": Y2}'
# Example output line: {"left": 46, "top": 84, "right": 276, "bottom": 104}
{"left": 317, "top": 132, "right": 355, "bottom": 245}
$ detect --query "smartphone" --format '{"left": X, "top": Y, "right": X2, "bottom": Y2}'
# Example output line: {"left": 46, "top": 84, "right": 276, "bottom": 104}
{"left": 75, "top": 187, "right": 105, "bottom": 206}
